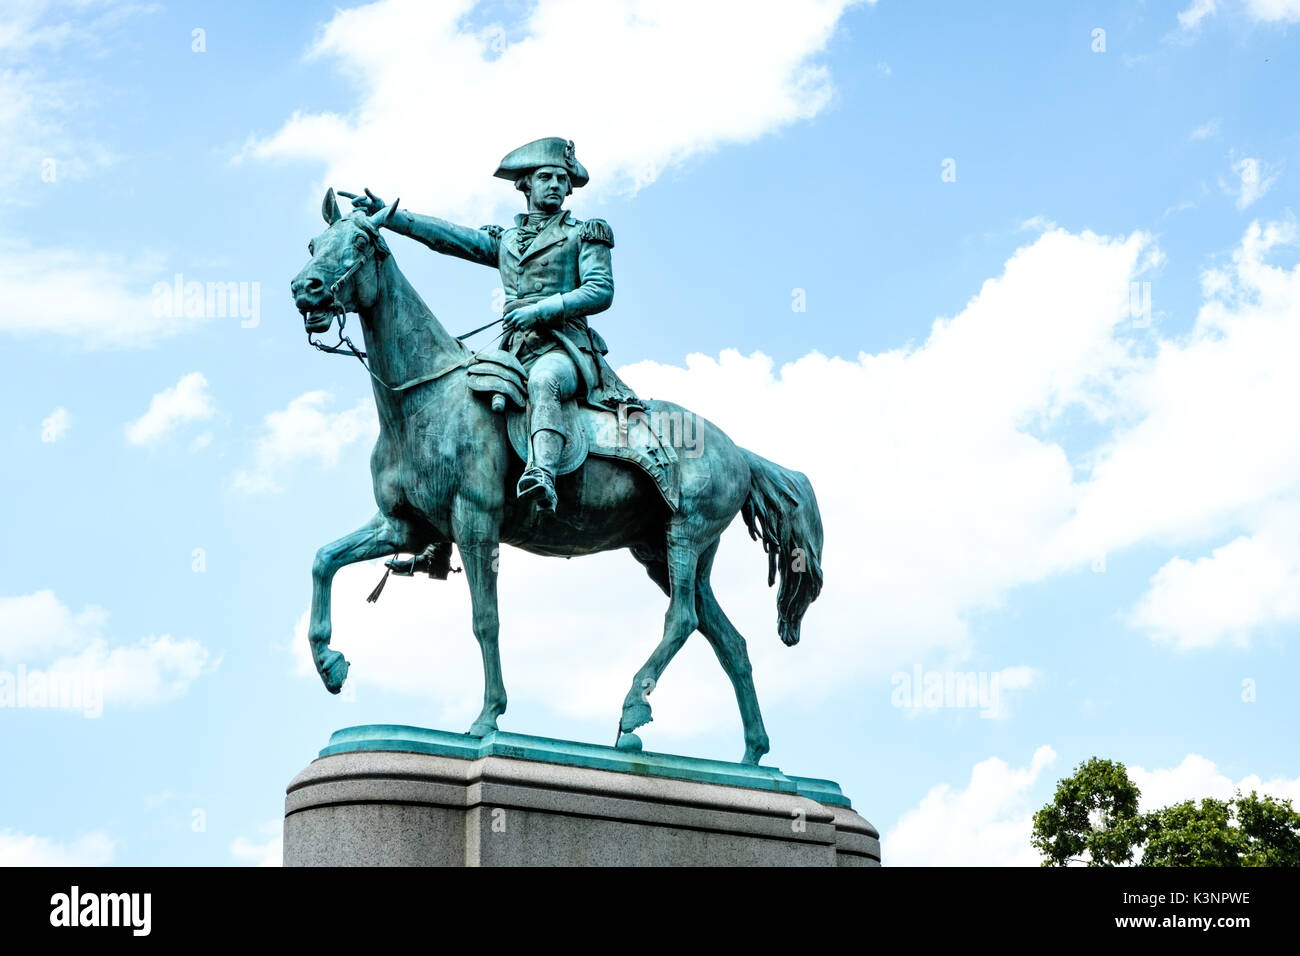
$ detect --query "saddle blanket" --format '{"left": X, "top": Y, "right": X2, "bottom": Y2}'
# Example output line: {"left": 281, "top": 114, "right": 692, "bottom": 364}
{"left": 467, "top": 349, "right": 682, "bottom": 511}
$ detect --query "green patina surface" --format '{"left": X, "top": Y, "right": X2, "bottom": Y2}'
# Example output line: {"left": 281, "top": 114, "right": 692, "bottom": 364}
{"left": 294, "top": 137, "right": 826, "bottom": 767}
{"left": 318, "top": 724, "right": 851, "bottom": 808}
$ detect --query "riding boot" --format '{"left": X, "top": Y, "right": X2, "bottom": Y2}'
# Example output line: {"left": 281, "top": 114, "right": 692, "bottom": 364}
{"left": 517, "top": 428, "right": 564, "bottom": 513}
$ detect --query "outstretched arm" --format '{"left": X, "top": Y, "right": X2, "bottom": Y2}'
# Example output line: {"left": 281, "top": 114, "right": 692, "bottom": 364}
{"left": 388, "top": 210, "right": 500, "bottom": 267}
{"left": 340, "top": 188, "right": 499, "bottom": 267}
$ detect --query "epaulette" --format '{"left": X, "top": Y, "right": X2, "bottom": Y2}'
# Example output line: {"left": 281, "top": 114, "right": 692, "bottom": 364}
{"left": 580, "top": 218, "right": 614, "bottom": 248}
{"left": 479, "top": 224, "right": 504, "bottom": 240}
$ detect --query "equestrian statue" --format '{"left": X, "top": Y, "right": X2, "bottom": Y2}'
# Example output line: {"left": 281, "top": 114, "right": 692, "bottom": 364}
{"left": 289, "top": 137, "right": 823, "bottom": 764}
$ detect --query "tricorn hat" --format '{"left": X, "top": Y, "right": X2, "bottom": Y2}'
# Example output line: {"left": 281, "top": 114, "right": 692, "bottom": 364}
{"left": 493, "top": 137, "right": 589, "bottom": 188}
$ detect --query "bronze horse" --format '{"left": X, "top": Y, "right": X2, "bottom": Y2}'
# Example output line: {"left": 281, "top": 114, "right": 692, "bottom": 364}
{"left": 290, "top": 191, "right": 823, "bottom": 764}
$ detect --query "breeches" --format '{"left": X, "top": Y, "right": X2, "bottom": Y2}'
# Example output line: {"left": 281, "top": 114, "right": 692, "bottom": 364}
{"left": 526, "top": 349, "right": 579, "bottom": 435}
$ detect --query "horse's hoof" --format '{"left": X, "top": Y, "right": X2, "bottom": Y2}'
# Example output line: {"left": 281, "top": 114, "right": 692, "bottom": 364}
{"left": 743, "top": 736, "right": 770, "bottom": 766}
{"left": 620, "top": 698, "right": 652, "bottom": 733}
{"left": 320, "top": 650, "right": 349, "bottom": 694}
{"left": 467, "top": 719, "right": 498, "bottom": 737}
{"left": 615, "top": 733, "right": 643, "bottom": 752}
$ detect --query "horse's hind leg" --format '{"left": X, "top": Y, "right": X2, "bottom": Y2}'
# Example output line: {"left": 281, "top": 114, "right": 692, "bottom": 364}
{"left": 618, "top": 521, "right": 703, "bottom": 745}
{"left": 694, "top": 540, "right": 770, "bottom": 765}
{"left": 310, "top": 512, "right": 415, "bottom": 693}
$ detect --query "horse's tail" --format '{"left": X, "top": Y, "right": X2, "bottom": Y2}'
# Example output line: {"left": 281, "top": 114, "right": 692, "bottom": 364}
{"left": 740, "top": 448, "right": 824, "bottom": 647}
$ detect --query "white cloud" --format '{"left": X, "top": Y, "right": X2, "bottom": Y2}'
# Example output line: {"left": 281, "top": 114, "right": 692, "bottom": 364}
{"left": 233, "top": 391, "right": 377, "bottom": 494}
{"left": 889, "top": 664, "right": 1039, "bottom": 719}
{"left": 1224, "top": 155, "right": 1279, "bottom": 210}
{"left": 0, "top": 590, "right": 213, "bottom": 711}
{"left": 1190, "top": 118, "right": 1221, "bottom": 141}
{"left": 1130, "top": 511, "right": 1300, "bottom": 649}
{"left": 884, "top": 746, "right": 1057, "bottom": 866}
{"left": 0, "top": 590, "right": 108, "bottom": 663}
{"left": 0, "top": 66, "right": 116, "bottom": 195}
{"left": 40, "top": 406, "right": 70, "bottom": 443}
{"left": 0, "top": 828, "right": 115, "bottom": 866}
{"left": 0, "top": 2, "right": 158, "bottom": 197}
{"left": 231, "top": 825, "right": 283, "bottom": 867}
{"left": 46, "top": 634, "right": 213, "bottom": 708}
{"left": 1243, "top": 0, "right": 1300, "bottom": 22}
{"left": 1059, "top": 219, "right": 1300, "bottom": 563}
{"left": 1176, "top": 0, "right": 1300, "bottom": 30}
{"left": 0, "top": 6, "right": 195, "bottom": 349}
{"left": 985, "top": 665, "right": 1040, "bottom": 719}
{"left": 125, "top": 372, "right": 216, "bottom": 447}
{"left": 0, "top": 1, "right": 156, "bottom": 56}
{"left": 1130, "top": 753, "right": 1300, "bottom": 810}
{"left": 243, "top": 0, "right": 867, "bottom": 221}
{"left": 0, "top": 4, "right": 73, "bottom": 54}
{"left": 1019, "top": 215, "right": 1058, "bottom": 232}
{"left": 1178, "top": 0, "right": 1219, "bottom": 29}
{"left": 0, "top": 240, "right": 203, "bottom": 347}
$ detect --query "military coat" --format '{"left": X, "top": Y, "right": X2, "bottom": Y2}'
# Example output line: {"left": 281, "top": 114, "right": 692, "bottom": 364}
{"left": 390, "top": 208, "right": 638, "bottom": 409}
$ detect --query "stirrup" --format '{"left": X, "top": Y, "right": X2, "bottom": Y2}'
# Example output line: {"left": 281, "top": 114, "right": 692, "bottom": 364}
{"left": 516, "top": 465, "right": 558, "bottom": 513}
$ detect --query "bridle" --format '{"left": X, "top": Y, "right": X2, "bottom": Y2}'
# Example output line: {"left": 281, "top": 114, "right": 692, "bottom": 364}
{"left": 306, "top": 247, "right": 372, "bottom": 368}
{"left": 305, "top": 218, "right": 503, "bottom": 393}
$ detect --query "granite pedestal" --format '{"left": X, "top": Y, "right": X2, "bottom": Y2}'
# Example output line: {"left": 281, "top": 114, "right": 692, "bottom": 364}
{"left": 283, "top": 725, "right": 880, "bottom": 867}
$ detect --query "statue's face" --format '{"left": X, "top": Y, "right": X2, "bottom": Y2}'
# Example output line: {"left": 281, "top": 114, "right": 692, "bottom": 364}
{"left": 525, "top": 166, "right": 570, "bottom": 213}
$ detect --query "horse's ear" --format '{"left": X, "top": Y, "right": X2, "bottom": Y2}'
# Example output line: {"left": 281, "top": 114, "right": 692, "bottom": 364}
{"left": 371, "top": 197, "right": 400, "bottom": 229}
{"left": 322, "top": 188, "right": 342, "bottom": 225}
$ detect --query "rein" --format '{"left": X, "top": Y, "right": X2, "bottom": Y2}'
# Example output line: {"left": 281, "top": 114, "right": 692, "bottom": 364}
{"left": 306, "top": 233, "right": 505, "bottom": 393}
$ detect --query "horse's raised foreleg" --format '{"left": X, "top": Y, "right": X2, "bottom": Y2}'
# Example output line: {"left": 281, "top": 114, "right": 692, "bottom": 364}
{"left": 452, "top": 503, "right": 505, "bottom": 737}
{"left": 618, "top": 520, "right": 702, "bottom": 748}
{"left": 694, "top": 541, "right": 770, "bottom": 765}
{"left": 309, "top": 512, "right": 415, "bottom": 693}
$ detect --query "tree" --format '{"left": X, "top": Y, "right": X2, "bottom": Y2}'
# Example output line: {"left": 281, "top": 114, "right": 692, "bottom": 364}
{"left": 1031, "top": 757, "right": 1300, "bottom": 867}
{"left": 1031, "top": 757, "right": 1141, "bottom": 866}
{"left": 1136, "top": 797, "right": 1241, "bottom": 866}
{"left": 1232, "top": 791, "right": 1300, "bottom": 866}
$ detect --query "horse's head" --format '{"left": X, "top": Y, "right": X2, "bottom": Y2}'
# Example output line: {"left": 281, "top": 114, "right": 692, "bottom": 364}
{"left": 291, "top": 188, "right": 399, "bottom": 334}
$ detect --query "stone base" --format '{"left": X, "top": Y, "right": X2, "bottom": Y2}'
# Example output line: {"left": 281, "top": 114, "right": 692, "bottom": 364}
{"left": 283, "top": 726, "right": 880, "bottom": 867}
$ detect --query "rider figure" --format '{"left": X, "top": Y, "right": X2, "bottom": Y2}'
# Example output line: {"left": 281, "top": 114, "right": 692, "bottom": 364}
{"left": 343, "top": 137, "right": 638, "bottom": 514}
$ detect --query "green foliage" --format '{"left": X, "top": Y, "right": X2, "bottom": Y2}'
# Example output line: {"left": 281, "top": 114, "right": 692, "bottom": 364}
{"left": 1236, "top": 791, "right": 1300, "bottom": 866}
{"left": 1031, "top": 757, "right": 1141, "bottom": 866}
{"left": 1032, "top": 760, "right": 1300, "bottom": 867}
{"left": 1137, "top": 797, "right": 1241, "bottom": 866}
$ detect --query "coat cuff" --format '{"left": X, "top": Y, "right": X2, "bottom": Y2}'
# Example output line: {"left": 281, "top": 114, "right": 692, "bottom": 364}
{"left": 537, "top": 294, "right": 567, "bottom": 326}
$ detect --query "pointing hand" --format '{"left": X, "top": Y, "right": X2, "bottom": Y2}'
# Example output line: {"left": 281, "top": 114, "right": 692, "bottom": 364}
{"left": 338, "top": 187, "right": 386, "bottom": 216}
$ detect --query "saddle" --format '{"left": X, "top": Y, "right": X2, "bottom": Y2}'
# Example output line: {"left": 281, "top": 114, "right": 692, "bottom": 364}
{"left": 467, "top": 349, "right": 680, "bottom": 511}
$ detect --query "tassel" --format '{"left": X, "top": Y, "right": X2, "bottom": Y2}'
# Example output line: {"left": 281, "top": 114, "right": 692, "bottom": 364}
{"left": 366, "top": 565, "right": 392, "bottom": 604}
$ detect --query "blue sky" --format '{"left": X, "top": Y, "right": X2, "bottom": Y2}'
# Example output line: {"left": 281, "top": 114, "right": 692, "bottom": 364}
{"left": 2, "top": 0, "right": 1298, "bottom": 866}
